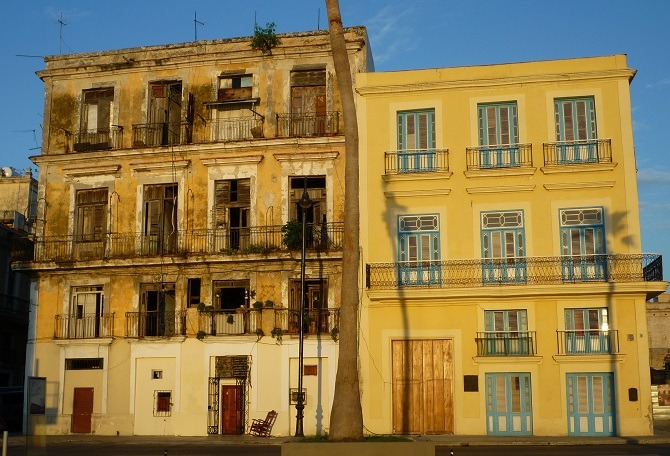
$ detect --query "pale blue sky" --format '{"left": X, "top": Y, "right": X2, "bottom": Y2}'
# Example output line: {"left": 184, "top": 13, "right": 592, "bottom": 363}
{"left": 1, "top": 1, "right": 668, "bottom": 277}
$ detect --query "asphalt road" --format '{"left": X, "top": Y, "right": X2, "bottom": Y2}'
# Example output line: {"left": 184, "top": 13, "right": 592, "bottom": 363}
{"left": 7, "top": 443, "right": 670, "bottom": 456}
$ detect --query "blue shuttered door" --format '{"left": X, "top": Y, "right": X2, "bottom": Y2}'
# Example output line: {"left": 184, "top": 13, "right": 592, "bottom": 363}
{"left": 555, "top": 98, "right": 597, "bottom": 163}
{"left": 477, "top": 103, "right": 519, "bottom": 168}
{"left": 566, "top": 373, "right": 615, "bottom": 436}
{"left": 485, "top": 373, "right": 532, "bottom": 435}
{"left": 560, "top": 208, "right": 606, "bottom": 281}
{"left": 398, "top": 215, "right": 440, "bottom": 286}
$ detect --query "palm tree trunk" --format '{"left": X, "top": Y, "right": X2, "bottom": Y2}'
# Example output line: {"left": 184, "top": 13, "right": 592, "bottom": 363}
{"left": 325, "top": 0, "right": 364, "bottom": 441}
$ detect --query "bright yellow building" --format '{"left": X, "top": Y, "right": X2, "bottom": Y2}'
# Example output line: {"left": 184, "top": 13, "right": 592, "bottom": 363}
{"left": 15, "top": 27, "right": 373, "bottom": 436}
{"left": 356, "top": 55, "right": 667, "bottom": 437}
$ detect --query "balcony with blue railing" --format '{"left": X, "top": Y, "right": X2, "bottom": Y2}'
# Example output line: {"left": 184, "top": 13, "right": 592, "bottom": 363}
{"left": 384, "top": 149, "right": 449, "bottom": 175}
{"left": 557, "top": 329, "right": 619, "bottom": 355}
{"left": 466, "top": 143, "right": 532, "bottom": 170}
{"left": 543, "top": 139, "right": 612, "bottom": 166}
{"left": 475, "top": 331, "right": 537, "bottom": 356}
{"left": 366, "top": 254, "right": 663, "bottom": 290}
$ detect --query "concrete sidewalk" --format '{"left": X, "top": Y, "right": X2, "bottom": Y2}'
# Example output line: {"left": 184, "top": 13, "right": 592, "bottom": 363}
{"left": 5, "top": 419, "right": 670, "bottom": 448}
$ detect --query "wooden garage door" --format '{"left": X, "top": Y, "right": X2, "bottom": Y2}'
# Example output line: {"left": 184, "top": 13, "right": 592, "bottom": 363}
{"left": 392, "top": 339, "right": 454, "bottom": 434}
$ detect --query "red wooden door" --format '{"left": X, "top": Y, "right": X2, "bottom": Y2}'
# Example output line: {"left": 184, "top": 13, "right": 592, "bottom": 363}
{"left": 72, "top": 388, "right": 94, "bottom": 433}
{"left": 221, "top": 385, "right": 243, "bottom": 434}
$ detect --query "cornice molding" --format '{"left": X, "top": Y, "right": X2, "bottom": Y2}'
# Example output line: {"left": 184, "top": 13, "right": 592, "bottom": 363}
{"left": 543, "top": 181, "right": 615, "bottom": 191}
{"left": 464, "top": 167, "right": 536, "bottom": 179}
{"left": 129, "top": 160, "right": 190, "bottom": 173}
{"left": 384, "top": 189, "right": 452, "bottom": 198}
{"left": 466, "top": 185, "right": 535, "bottom": 194}
{"left": 357, "top": 69, "right": 636, "bottom": 95}
{"left": 63, "top": 164, "right": 120, "bottom": 178}
{"left": 201, "top": 155, "right": 263, "bottom": 167}
{"left": 383, "top": 171, "right": 453, "bottom": 183}
{"left": 274, "top": 151, "right": 339, "bottom": 162}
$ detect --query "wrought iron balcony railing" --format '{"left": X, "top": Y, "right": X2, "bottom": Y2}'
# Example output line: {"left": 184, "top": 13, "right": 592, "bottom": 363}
{"left": 475, "top": 331, "right": 537, "bottom": 356}
{"left": 207, "top": 117, "right": 264, "bottom": 142}
{"left": 132, "top": 122, "right": 193, "bottom": 147}
{"left": 275, "top": 112, "right": 340, "bottom": 138}
{"left": 17, "top": 222, "right": 344, "bottom": 263}
{"left": 466, "top": 143, "right": 532, "bottom": 170}
{"left": 384, "top": 149, "right": 449, "bottom": 174}
{"left": 366, "top": 254, "right": 662, "bottom": 289}
{"left": 54, "top": 313, "right": 115, "bottom": 339}
{"left": 125, "top": 310, "right": 187, "bottom": 338}
{"left": 198, "top": 309, "right": 261, "bottom": 336}
{"left": 274, "top": 308, "right": 339, "bottom": 336}
{"left": 557, "top": 329, "right": 619, "bottom": 355}
{"left": 543, "top": 139, "right": 612, "bottom": 166}
{"left": 71, "top": 127, "right": 123, "bottom": 152}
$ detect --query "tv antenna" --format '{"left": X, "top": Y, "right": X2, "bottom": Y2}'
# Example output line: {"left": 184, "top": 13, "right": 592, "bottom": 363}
{"left": 317, "top": 8, "right": 321, "bottom": 30}
{"left": 56, "top": 12, "right": 67, "bottom": 54}
{"left": 194, "top": 11, "right": 204, "bottom": 41}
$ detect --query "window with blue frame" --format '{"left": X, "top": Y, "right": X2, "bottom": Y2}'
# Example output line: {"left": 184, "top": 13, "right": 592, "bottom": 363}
{"left": 481, "top": 210, "right": 526, "bottom": 284}
{"left": 483, "top": 310, "right": 530, "bottom": 355}
{"left": 397, "top": 214, "right": 440, "bottom": 286}
{"left": 397, "top": 110, "right": 436, "bottom": 172}
{"left": 560, "top": 207, "right": 606, "bottom": 282}
{"left": 554, "top": 97, "right": 598, "bottom": 163}
{"left": 477, "top": 102, "right": 519, "bottom": 168}
{"left": 564, "top": 308, "right": 611, "bottom": 354}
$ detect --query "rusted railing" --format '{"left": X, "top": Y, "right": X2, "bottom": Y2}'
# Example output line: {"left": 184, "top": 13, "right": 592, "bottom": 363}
{"left": 207, "top": 117, "right": 264, "bottom": 142}
{"left": 198, "top": 309, "right": 261, "bottom": 336}
{"left": 366, "top": 254, "right": 663, "bottom": 289}
{"left": 54, "top": 313, "right": 115, "bottom": 339}
{"left": 475, "top": 331, "right": 537, "bottom": 356}
{"left": 275, "top": 112, "right": 339, "bottom": 137}
{"left": 72, "top": 127, "right": 123, "bottom": 152}
{"left": 557, "top": 329, "right": 619, "bottom": 355}
{"left": 466, "top": 143, "right": 532, "bottom": 170}
{"left": 22, "top": 223, "right": 344, "bottom": 262}
{"left": 125, "top": 310, "right": 187, "bottom": 338}
{"left": 384, "top": 149, "right": 449, "bottom": 174}
{"left": 274, "top": 308, "right": 339, "bottom": 335}
{"left": 543, "top": 139, "right": 612, "bottom": 166}
{"left": 132, "top": 122, "right": 193, "bottom": 147}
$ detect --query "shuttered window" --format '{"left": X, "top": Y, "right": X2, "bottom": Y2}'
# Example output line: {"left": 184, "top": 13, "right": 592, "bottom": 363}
{"left": 478, "top": 102, "right": 518, "bottom": 146}
{"left": 75, "top": 188, "right": 108, "bottom": 241}
{"left": 397, "top": 110, "right": 435, "bottom": 151}
{"left": 555, "top": 97, "right": 597, "bottom": 142}
{"left": 81, "top": 88, "right": 113, "bottom": 132}
{"left": 213, "top": 179, "right": 251, "bottom": 229}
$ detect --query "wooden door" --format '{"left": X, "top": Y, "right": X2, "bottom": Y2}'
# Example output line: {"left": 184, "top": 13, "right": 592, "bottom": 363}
{"left": 221, "top": 385, "right": 243, "bottom": 435}
{"left": 392, "top": 339, "right": 454, "bottom": 434}
{"left": 72, "top": 387, "right": 94, "bottom": 433}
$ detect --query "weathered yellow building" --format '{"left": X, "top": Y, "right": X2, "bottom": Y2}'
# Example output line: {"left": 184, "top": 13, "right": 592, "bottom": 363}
{"left": 16, "top": 27, "right": 373, "bottom": 436}
{"left": 356, "top": 55, "right": 667, "bottom": 436}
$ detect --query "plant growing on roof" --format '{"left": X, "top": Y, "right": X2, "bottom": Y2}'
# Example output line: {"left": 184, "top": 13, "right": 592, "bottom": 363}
{"left": 251, "top": 22, "right": 281, "bottom": 54}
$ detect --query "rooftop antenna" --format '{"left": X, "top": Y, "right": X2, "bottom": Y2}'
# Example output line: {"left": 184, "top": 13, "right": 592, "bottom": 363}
{"left": 194, "top": 11, "right": 204, "bottom": 41}
{"left": 317, "top": 8, "right": 320, "bottom": 30}
{"left": 254, "top": 11, "right": 257, "bottom": 30}
{"left": 57, "top": 12, "right": 67, "bottom": 55}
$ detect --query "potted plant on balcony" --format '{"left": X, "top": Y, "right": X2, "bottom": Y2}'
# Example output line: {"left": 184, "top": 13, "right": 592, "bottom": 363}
{"left": 281, "top": 220, "right": 302, "bottom": 250}
{"left": 271, "top": 327, "right": 283, "bottom": 344}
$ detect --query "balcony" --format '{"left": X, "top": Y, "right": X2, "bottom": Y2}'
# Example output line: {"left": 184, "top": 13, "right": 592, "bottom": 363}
{"left": 71, "top": 127, "right": 123, "bottom": 152}
{"left": 275, "top": 112, "right": 339, "bottom": 138}
{"left": 125, "top": 310, "right": 187, "bottom": 338}
{"left": 19, "top": 223, "right": 344, "bottom": 263}
{"left": 557, "top": 329, "right": 619, "bottom": 354}
{"left": 384, "top": 149, "right": 449, "bottom": 174}
{"left": 207, "top": 117, "right": 264, "bottom": 142}
{"left": 274, "top": 308, "right": 339, "bottom": 336}
{"left": 466, "top": 143, "right": 532, "bottom": 170}
{"left": 543, "top": 139, "right": 612, "bottom": 166}
{"left": 54, "top": 313, "right": 115, "bottom": 339}
{"left": 475, "top": 331, "right": 537, "bottom": 356}
{"left": 198, "top": 309, "right": 261, "bottom": 336}
{"left": 366, "top": 254, "right": 662, "bottom": 289}
{"left": 132, "top": 122, "right": 193, "bottom": 147}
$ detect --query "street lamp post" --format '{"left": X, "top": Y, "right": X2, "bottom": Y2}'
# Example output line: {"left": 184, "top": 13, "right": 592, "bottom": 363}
{"left": 295, "top": 189, "right": 312, "bottom": 437}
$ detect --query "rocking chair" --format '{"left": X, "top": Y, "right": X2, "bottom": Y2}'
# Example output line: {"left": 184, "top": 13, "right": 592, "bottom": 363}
{"left": 249, "top": 410, "right": 277, "bottom": 436}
